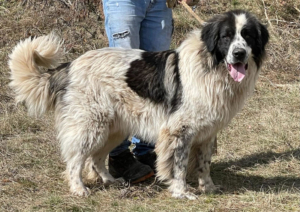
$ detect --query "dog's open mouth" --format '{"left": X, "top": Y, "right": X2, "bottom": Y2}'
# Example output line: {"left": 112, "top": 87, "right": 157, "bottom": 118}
{"left": 227, "top": 63, "right": 248, "bottom": 82}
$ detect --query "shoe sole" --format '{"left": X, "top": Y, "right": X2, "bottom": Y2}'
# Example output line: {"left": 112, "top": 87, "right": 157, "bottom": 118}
{"left": 131, "top": 170, "right": 154, "bottom": 184}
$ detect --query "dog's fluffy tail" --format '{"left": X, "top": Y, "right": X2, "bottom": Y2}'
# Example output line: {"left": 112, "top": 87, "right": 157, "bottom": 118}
{"left": 9, "top": 33, "right": 65, "bottom": 116}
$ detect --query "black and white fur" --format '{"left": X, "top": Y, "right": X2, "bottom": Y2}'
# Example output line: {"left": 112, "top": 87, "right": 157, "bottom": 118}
{"left": 9, "top": 10, "right": 268, "bottom": 199}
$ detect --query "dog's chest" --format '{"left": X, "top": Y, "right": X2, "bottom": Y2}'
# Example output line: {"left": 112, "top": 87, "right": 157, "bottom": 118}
{"left": 190, "top": 79, "right": 252, "bottom": 132}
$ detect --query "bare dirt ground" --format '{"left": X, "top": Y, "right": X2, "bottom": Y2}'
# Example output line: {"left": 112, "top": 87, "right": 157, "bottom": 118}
{"left": 0, "top": 0, "right": 299, "bottom": 211}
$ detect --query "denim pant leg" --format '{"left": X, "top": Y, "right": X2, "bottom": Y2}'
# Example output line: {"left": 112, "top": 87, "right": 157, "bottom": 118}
{"left": 103, "top": 0, "right": 148, "bottom": 48}
{"left": 109, "top": 139, "right": 131, "bottom": 156}
{"left": 140, "top": 0, "right": 173, "bottom": 51}
{"left": 132, "top": 137, "right": 155, "bottom": 156}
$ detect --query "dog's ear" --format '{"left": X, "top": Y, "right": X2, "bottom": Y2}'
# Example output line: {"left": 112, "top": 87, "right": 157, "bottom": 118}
{"left": 259, "top": 23, "right": 269, "bottom": 50}
{"left": 201, "top": 21, "right": 220, "bottom": 53}
{"left": 201, "top": 20, "right": 224, "bottom": 65}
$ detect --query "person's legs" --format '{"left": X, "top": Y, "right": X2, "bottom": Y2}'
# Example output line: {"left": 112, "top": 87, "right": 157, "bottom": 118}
{"left": 109, "top": 139, "right": 131, "bottom": 156}
{"left": 132, "top": 137, "right": 155, "bottom": 156}
{"left": 132, "top": 137, "right": 156, "bottom": 170}
{"left": 103, "top": 0, "right": 147, "bottom": 49}
{"left": 140, "top": 0, "right": 173, "bottom": 52}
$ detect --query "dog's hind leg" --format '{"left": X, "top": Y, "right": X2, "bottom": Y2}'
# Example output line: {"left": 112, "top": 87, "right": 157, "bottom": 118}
{"left": 58, "top": 106, "right": 112, "bottom": 196}
{"left": 88, "top": 140, "right": 124, "bottom": 185}
{"left": 64, "top": 132, "right": 111, "bottom": 196}
{"left": 66, "top": 154, "right": 90, "bottom": 196}
{"left": 91, "top": 153, "right": 115, "bottom": 185}
{"left": 156, "top": 127, "right": 197, "bottom": 200}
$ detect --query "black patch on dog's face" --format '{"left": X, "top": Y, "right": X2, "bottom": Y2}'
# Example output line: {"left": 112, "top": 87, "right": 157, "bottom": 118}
{"left": 201, "top": 10, "right": 269, "bottom": 67}
{"left": 241, "top": 18, "right": 269, "bottom": 67}
{"left": 201, "top": 12, "right": 236, "bottom": 65}
{"left": 49, "top": 62, "right": 70, "bottom": 99}
{"left": 126, "top": 51, "right": 182, "bottom": 113}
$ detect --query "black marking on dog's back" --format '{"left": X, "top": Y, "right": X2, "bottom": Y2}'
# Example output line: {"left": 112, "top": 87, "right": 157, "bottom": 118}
{"left": 48, "top": 62, "right": 70, "bottom": 101}
{"left": 126, "top": 50, "right": 174, "bottom": 104}
{"left": 169, "top": 53, "right": 182, "bottom": 113}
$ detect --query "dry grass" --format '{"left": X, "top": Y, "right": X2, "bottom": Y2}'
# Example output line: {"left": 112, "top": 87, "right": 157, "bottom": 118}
{"left": 0, "top": 0, "right": 299, "bottom": 211}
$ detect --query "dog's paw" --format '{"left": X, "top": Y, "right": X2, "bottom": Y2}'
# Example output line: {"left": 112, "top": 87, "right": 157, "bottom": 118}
{"left": 115, "top": 177, "right": 125, "bottom": 184}
{"left": 199, "top": 183, "right": 218, "bottom": 194}
{"left": 102, "top": 176, "right": 116, "bottom": 186}
{"left": 103, "top": 177, "right": 125, "bottom": 186}
{"left": 71, "top": 186, "right": 91, "bottom": 197}
{"left": 172, "top": 191, "right": 198, "bottom": 200}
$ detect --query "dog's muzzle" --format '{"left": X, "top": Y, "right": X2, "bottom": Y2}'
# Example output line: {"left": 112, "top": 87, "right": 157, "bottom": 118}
{"left": 226, "top": 48, "right": 249, "bottom": 82}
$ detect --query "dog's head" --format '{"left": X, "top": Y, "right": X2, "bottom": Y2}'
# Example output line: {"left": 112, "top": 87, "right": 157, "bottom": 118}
{"left": 201, "top": 10, "right": 269, "bottom": 82}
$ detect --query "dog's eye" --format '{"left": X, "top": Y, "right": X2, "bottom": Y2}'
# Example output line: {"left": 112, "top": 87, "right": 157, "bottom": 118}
{"left": 222, "top": 35, "right": 230, "bottom": 40}
{"left": 242, "top": 29, "right": 255, "bottom": 40}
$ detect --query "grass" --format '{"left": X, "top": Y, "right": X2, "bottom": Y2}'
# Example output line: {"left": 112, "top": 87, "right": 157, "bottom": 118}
{"left": 0, "top": 0, "right": 299, "bottom": 211}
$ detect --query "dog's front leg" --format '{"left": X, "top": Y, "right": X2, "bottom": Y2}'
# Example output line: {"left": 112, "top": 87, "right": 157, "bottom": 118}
{"left": 169, "top": 138, "right": 197, "bottom": 200}
{"left": 197, "top": 136, "right": 217, "bottom": 193}
{"left": 156, "top": 127, "right": 197, "bottom": 200}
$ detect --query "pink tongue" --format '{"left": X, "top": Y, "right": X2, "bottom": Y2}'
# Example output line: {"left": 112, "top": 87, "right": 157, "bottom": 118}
{"left": 229, "top": 63, "right": 246, "bottom": 82}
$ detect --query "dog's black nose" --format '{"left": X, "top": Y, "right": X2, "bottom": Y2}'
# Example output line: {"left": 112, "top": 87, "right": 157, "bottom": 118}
{"left": 233, "top": 48, "right": 246, "bottom": 61}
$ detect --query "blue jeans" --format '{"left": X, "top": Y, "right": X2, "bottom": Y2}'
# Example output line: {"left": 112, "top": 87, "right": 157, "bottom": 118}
{"left": 103, "top": 0, "right": 173, "bottom": 51}
{"left": 103, "top": 0, "right": 173, "bottom": 156}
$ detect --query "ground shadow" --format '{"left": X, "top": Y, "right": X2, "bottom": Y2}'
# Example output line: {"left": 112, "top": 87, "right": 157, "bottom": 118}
{"left": 210, "top": 149, "right": 300, "bottom": 194}
{"left": 88, "top": 149, "right": 300, "bottom": 197}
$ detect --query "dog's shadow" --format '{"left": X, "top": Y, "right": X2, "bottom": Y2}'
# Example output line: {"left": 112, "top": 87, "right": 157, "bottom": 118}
{"left": 210, "top": 148, "right": 300, "bottom": 194}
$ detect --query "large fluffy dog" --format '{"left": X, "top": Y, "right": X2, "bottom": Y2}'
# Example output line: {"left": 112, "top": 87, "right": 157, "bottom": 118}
{"left": 9, "top": 10, "right": 269, "bottom": 199}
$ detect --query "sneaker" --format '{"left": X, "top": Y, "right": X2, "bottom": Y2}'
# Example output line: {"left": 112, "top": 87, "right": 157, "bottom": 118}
{"left": 109, "top": 149, "right": 154, "bottom": 183}
{"left": 135, "top": 151, "right": 157, "bottom": 172}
